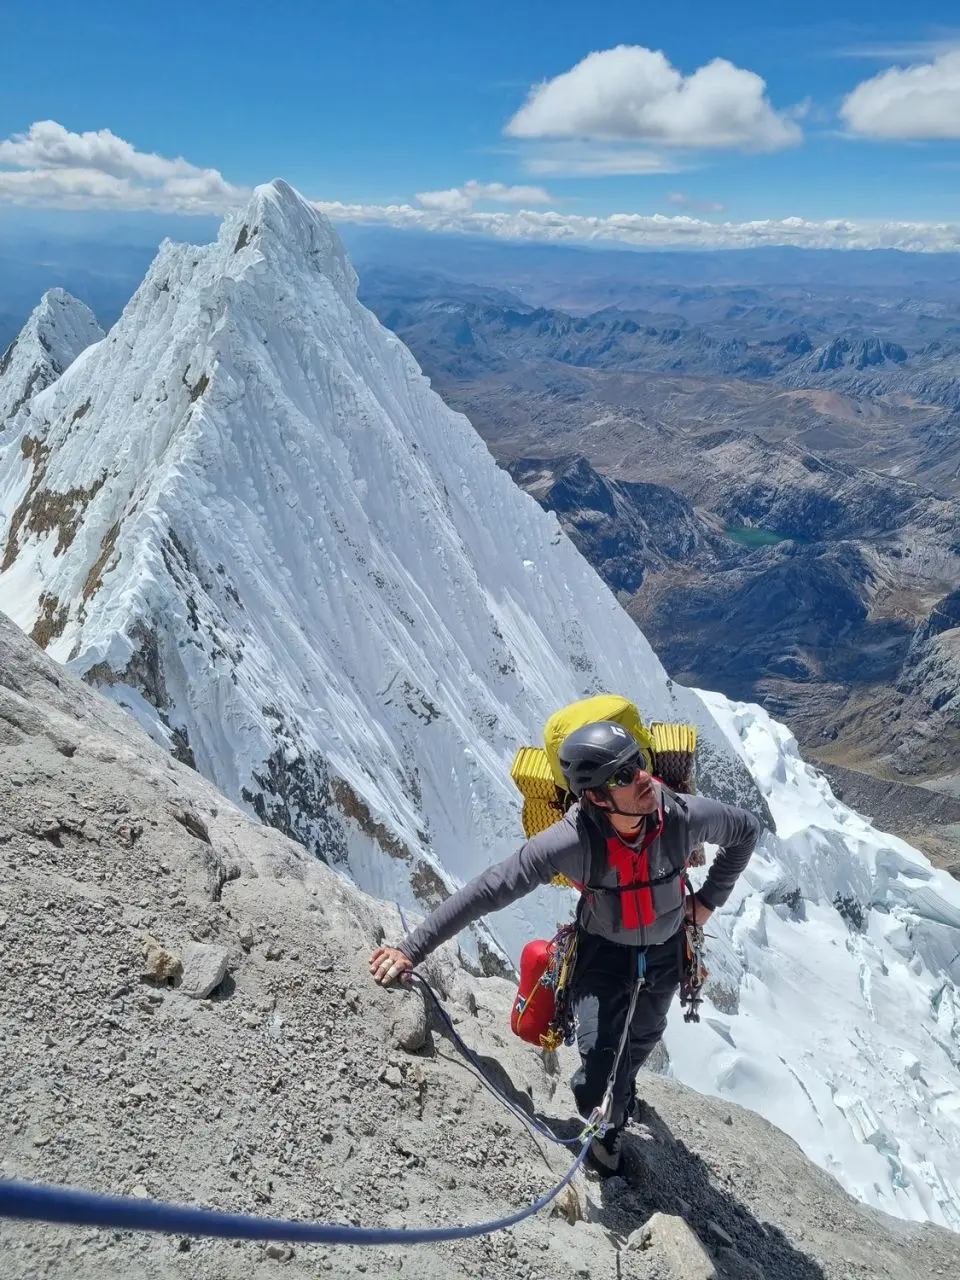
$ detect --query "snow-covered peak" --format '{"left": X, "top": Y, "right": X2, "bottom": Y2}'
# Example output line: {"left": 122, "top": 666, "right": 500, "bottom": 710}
{"left": 240, "top": 179, "right": 360, "bottom": 300}
{"left": 0, "top": 289, "right": 103, "bottom": 429}
{"left": 0, "top": 182, "right": 959, "bottom": 1229}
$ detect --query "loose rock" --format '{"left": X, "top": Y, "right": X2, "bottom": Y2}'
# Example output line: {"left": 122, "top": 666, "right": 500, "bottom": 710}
{"left": 178, "top": 941, "right": 230, "bottom": 999}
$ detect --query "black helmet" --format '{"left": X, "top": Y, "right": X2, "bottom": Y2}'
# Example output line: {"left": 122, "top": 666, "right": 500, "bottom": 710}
{"left": 557, "top": 721, "right": 642, "bottom": 797}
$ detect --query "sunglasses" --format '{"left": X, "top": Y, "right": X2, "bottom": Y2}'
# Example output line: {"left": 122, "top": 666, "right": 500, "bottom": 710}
{"left": 606, "top": 760, "right": 644, "bottom": 789}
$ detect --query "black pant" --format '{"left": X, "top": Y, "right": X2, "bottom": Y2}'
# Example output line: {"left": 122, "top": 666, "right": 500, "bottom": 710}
{"left": 569, "top": 930, "right": 683, "bottom": 1130}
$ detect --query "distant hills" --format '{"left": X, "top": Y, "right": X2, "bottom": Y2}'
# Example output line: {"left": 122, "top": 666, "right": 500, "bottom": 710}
{"left": 357, "top": 260, "right": 960, "bottom": 849}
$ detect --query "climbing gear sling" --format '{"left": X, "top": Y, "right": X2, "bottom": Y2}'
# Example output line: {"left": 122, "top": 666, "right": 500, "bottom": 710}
{"left": 679, "top": 921, "right": 708, "bottom": 1023}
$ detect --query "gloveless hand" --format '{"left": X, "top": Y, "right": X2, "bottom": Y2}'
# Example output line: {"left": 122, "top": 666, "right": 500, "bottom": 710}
{"left": 684, "top": 896, "right": 713, "bottom": 927}
{"left": 369, "top": 946, "right": 413, "bottom": 986}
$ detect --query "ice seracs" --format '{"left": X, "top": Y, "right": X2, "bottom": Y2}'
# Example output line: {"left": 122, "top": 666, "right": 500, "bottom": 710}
{"left": 0, "top": 180, "right": 958, "bottom": 1228}
{"left": 0, "top": 288, "right": 103, "bottom": 430}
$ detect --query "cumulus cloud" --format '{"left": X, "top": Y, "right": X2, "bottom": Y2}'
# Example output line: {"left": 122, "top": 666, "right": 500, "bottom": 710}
{"left": 313, "top": 197, "right": 960, "bottom": 253}
{"left": 841, "top": 49, "right": 960, "bottom": 138}
{"left": 415, "top": 180, "right": 552, "bottom": 213}
{"left": 0, "top": 120, "right": 248, "bottom": 212}
{"left": 505, "top": 45, "right": 801, "bottom": 150}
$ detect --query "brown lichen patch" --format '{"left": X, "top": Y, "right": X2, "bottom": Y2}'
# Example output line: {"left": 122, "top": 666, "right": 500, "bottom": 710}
{"left": 20, "top": 434, "right": 46, "bottom": 462}
{"left": 82, "top": 521, "right": 121, "bottom": 602}
{"left": 2, "top": 459, "right": 107, "bottom": 569}
{"left": 331, "top": 777, "right": 413, "bottom": 862}
{"left": 29, "top": 592, "right": 68, "bottom": 649}
{"left": 409, "top": 859, "right": 449, "bottom": 911}
{"left": 184, "top": 371, "right": 209, "bottom": 402}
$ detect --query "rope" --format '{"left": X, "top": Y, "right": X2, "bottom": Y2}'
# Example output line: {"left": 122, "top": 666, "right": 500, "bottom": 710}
{"left": 0, "top": 910, "right": 653, "bottom": 1247}
{"left": 396, "top": 903, "right": 591, "bottom": 1146}
{"left": 411, "top": 975, "right": 591, "bottom": 1148}
{"left": 0, "top": 1145, "right": 590, "bottom": 1245}
{"left": 0, "top": 936, "right": 602, "bottom": 1246}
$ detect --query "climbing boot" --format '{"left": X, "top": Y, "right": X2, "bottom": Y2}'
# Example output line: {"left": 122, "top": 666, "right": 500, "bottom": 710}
{"left": 586, "top": 1126, "right": 623, "bottom": 1177}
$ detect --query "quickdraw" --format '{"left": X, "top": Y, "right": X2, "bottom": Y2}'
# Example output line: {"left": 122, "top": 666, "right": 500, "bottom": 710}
{"left": 511, "top": 923, "right": 579, "bottom": 1052}
{"left": 680, "top": 922, "right": 708, "bottom": 1023}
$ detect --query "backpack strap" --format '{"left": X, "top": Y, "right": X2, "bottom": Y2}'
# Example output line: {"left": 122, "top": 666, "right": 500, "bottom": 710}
{"left": 577, "top": 786, "right": 693, "bottom": 898}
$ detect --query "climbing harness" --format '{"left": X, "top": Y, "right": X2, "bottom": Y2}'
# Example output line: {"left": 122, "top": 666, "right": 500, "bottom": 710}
{"left": 680, "top": 922, "right": 708, "bottom": 1023}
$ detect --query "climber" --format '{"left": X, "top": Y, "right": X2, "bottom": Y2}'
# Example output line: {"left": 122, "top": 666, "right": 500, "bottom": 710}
{"left": 369, "top": 720, "right": 760, "bottom": 1176}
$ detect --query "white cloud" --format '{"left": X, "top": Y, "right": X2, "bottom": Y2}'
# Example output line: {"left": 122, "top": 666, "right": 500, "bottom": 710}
{"left": 841, "top": 49, "right": 960, "bottom": 138}
{"left": 668, "top": 191, "right": 725, "bottom": 213}
{"left": 832, "top": 36, "right": 960, "bottom": 60}
{"left": 0, "top": 120, "right": 248, "bottom": 212}
{"left": 522, "top": 144, "right": 681, "bottom": 176}
{"left": 314, "top": 197, "right": 960, "bottom": 253}
{"left": 505, "top": 45, "right": 801, "bottom": 151}
{"left": 415, "top": 180, "right": 552, "bottom": 213}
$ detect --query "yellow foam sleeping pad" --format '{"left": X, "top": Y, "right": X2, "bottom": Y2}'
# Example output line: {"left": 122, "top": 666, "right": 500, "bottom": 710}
{"left": 649, "top": 720, "right": 698, "bottom": 791}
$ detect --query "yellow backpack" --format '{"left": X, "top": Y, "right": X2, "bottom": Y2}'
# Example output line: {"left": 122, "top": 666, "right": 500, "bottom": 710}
{"left": 510, "top": 693, "right": 698, "bottom": 841}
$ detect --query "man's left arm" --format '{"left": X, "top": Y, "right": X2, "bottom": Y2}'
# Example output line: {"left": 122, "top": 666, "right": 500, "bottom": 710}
{"left": 683, "top": 794, "right": 761, "bottom": 915}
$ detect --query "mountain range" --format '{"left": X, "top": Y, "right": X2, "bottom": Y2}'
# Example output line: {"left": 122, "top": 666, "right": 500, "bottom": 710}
{"left": 356, "top": 271, "right": 960, "bottom": 843}
{"left": 1, "top": 183, "right": 959, "bottom": 1230}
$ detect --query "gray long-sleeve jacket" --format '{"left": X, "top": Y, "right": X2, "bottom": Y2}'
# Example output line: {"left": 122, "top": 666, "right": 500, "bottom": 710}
{"left": 397, "top": 786, "right": 760, "bottom": 967}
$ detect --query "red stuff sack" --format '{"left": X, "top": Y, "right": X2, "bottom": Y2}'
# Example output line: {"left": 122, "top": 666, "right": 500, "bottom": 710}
{"left": 511, "top": 937, "right": 557, "bottom": 1046}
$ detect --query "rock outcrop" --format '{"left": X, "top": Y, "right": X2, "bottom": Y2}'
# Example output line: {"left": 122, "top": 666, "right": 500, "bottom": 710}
{"left": 2, "top": 618, "right": 960, "bottom": 1279}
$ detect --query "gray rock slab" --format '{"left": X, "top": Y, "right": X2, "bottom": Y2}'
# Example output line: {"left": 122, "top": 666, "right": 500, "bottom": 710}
{"left": 178, "top": 941, "right": 230, "bottom": 998}
{"left": 625, "top": 1212, "right": 718, "bottom": 1279}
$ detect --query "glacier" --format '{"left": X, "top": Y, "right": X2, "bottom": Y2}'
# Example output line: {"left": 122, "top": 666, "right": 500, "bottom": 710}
{"left": 0, "top": 180, "right": 958, "bottom": 1230}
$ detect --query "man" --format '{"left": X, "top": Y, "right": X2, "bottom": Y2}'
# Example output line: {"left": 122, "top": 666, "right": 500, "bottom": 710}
{"left": 370, "top": 720, "right": 760, "bottom": 1176}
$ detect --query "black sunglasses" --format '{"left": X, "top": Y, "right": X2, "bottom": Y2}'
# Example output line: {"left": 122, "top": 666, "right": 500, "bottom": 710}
{"left": 606, "top": 760, "right": 643, "bottom": 789}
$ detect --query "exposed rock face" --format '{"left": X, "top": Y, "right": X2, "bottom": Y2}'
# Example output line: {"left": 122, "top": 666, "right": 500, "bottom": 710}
{"left": 0, "top": 289, "right": 102, "bottom": 431}
{"left": 504, "top": 455, "right": 732, "bottom": 594}
{"left": 798, "top": 336, "right": 908, "bottom": 375}
{"left": 2, "top": 613, "right": 959, "bottom": 1279}
{"left": 888, "top": 586, "right": 960, "bottom": 779}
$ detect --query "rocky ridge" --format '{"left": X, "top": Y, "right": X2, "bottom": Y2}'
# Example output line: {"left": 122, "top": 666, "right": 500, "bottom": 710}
{"left": 3, "top": 613, "right": 960, "bottom": 1280}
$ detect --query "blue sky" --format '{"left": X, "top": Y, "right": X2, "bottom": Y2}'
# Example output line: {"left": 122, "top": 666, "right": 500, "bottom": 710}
{"left": 3, "top": 1, "right": 960, "bottom": 248}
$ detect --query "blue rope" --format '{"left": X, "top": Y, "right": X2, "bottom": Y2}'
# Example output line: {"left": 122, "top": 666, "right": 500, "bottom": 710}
{"left": 412, "top": 976, "right": 586, "bottom": 1148}
{"left": 396, "top": 898, "right": 589, "bottom": 1149}
{"left": 0, "top": 1144, "right": 589, "bottom": 1245}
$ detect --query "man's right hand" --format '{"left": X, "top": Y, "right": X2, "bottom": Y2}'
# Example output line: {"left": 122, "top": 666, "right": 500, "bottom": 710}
{"left": 369, "top": 946, "right": 414, "bottom": 986}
